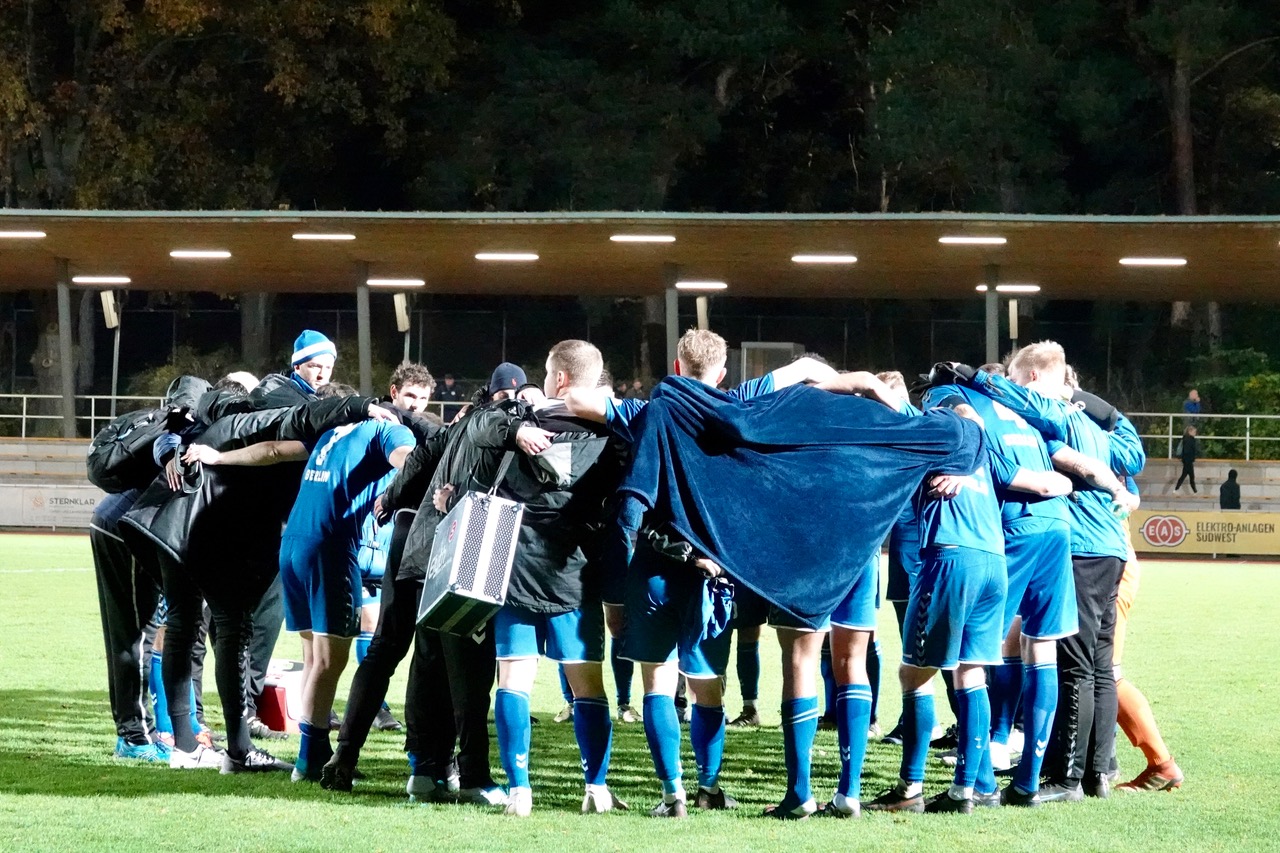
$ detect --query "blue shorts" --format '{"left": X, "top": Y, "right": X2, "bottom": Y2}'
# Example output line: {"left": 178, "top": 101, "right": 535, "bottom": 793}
{"left": 729, "top": 585, "right": 769, "bottom": 629}
{"left": 493, "top": 603, "right": 605, "bottom": 663}
{"left": 769, "top": 551, "right": 878, "bottom": 632}
{"left": 280, "top": 535, "right": 361, "bottom": 638}
{"left": 1003, "top": 516, "right": 1078, "bottom": 640}
{"left": 902, "top": 546, "right": 1007, "bottom": 670}
{"left": 621, "top": 545, "right": 731, "bottom": 679}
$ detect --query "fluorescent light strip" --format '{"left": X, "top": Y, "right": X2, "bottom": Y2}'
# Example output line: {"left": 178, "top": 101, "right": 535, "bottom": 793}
{"left": 675, "top": 280, "right": 728, "bottom": 291}
{"left": 940, "top": 236, "right": 1007, "bottom": 245}
{"left": 976, "top": 284, "right": 1042, "bottom": 293}
{"left": 293, "top": 233, "right": 356, "bottom": 241}
{"left": 73, "top": 275, "right": 131, "bottom": 285}
{"left": 367, "top": 278, "right": 425, "bottom": 287}
{"left": 475, "top": 252, "right": 539, "bottom": 261}
{"left": 610, "top": 234, "right": 676, "bottom": 243}
{"left": 170, "top": 250, "right": 231, "bottom": 259}
{"left": 0, "top": 230, "right": 45, "bottom": 239}
{"left": 1119, "top": 257, "right": 1186, "bottom": 266}
{"left": 792, "top": 254, "right": 857, "bottom": 264}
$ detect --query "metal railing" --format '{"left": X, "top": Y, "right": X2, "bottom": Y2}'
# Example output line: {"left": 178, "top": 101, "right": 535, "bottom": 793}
{"left": 1127, "top": 412, "right": 1280, "bottom": 461}
{"left": 0, "top": 393, "right": 456, "bottom": 439}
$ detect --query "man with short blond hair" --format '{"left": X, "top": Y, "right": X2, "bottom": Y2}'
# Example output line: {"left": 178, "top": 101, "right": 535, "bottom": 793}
{"left": 676, "top": 330, "right": 729, "bottom": 381}
{"left": 547, "top": 339, "right": 604, "bottom": 389}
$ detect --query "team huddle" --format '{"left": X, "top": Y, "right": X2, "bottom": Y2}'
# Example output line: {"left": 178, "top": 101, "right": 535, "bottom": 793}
{"left": 88, "top": 327, "right": 1183, "bottom": 820}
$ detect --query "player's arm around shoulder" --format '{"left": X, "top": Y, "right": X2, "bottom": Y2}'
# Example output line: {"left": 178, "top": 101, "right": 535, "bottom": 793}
{"left": 769, "top": 356, "right": 838, "bottom": 390}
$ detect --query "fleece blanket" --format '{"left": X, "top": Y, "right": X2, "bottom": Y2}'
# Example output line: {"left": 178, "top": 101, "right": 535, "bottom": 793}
{"left": 620, "top": 375, "right": 986, "bottom": 628}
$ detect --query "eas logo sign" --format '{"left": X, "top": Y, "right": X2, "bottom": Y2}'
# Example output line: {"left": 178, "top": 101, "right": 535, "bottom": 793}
{"left": 1141, "top": 515, "right": 1188, "bottom": 547}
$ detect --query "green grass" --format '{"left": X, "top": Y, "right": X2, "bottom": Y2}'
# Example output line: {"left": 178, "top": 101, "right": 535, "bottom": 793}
{"left": 2, "top": 533, "right": 1278, "bottom": 852}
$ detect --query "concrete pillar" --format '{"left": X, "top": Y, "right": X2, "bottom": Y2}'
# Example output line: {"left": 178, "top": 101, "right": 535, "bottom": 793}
{"left": 696, "top": 296, "right": 710, "bottom": 330}
{"left": 56, "top": 260, "right": 76, "bottom": 438}
{"left": 355, "top": 262, "right": 372, "bottom": 395}
{"left": 664, "top": 262, "right": 680, "bottom": 375}
{"left": 984, "top": 263, "right": 1000, "bottom": 365}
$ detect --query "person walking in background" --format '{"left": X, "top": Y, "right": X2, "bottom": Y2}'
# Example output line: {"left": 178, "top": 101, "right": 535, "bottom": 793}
{"left": 1175, "top": 427, "right": 1199, "bottom": 493}
{"left": 1220, "top": 469, "right": 1241, "bottom": 510}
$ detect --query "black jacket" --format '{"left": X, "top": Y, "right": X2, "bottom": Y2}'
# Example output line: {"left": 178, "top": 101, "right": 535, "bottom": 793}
{"left": 398, "top": 398, "right": 626, "bottom": 613}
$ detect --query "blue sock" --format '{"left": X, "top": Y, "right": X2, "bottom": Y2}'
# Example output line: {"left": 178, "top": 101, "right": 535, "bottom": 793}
{"left": 495, "top": 689, "right": 532, "bottom": 789}
{"left": 781, "top": 696, "right": 820, "bottom": 807}
{"left": 954, "top": 685, "right": 989, "bottom": 790}
{"left": 611, "top": 645, "right": 634, "bottom": 706}
{"left": 557, "top": 666, "right": 573, "bottom": 705}
{"left": 835, "top": 683, "right": 873, "bottom": 799}
{"left": 641, "top": 693, "right": 683, "bottom": 794}
{"left": 689, "top": 703, "right": 726, "bottom": 789}
{"left": 867, "top": 640, "right": 882, "bottom": 725}
{"left": 819, "top": 642, "right": 836, "bottom": 717}
{"left": 296, "top": 720, "right": 330, "bottom": 778}
{"left": 989, "top": 657, "right": 1022, "bottom": 744}
{"left": 900, "top": 688, "right": 936, "bottom": 784}
{"left": 356, "top": 631, "right": 374, "bottom": 664}
{"left": 189, "top": 684, "right": 204, "bottom": 735}
{"left": 407, "top": 750, "right": 428, "bottom": 777}
{"left": 975, "top": 739, "right": 997, "bottom": 795}
{"left": 736, "top": 640, "right": 760, "bottom": 705}
{"left": 573, "top": 697, "right": 613, "bottom": 786}
{"left": 1014, "top": 663, "right": 1058, "bottom": 794}
{"left": 149, "top": 654, "right": 172, "bottom": 735}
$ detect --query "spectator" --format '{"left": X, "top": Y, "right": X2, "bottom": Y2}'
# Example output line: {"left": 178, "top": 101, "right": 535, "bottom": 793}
{"left": 624, "top": 379, "right": 646, "bottom": 400}
{"left": 436, "top": 373, "right": 466, "bottom": 421}
{"left": 1183, "top": 389, "right": 1202, "bottom": 424}
{"left": 614, "top": 381, "right": 628, "bottom": 398}
{"left": 1175, "top": 426, "right": 1199, "bottom": 493}
{"left": 1220, "top": 468, "right": 1241, "bottom": 510}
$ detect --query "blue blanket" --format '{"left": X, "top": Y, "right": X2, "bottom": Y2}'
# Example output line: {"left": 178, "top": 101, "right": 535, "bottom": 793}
{"left": 620, "top": 376, "right": 987, "bottom": 628}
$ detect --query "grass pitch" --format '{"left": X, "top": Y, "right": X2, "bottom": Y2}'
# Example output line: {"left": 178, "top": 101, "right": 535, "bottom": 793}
{"left": 1, "top": 533, "right": 1278, "bottom": 852}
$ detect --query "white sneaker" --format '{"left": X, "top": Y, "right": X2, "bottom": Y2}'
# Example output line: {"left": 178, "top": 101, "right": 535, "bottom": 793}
{"left": 989, "top": 740, "right": 1012, "bottom": 771}
{"left": 1007, "top": 729, "right": 1025, "bottom": 755}
{"left": 616, "top": 704, "right": 641, "bottom": 723}
{"left": 505, "top": 786, "right": 533, "bottom": 817}
{"left": 938, "top": 748, "right": 958, "bottom": 767}
{"left": 553, "top": 703, "right": 575, "bottom": 723}
{"left": 169, "top": 744, "right": 223, "bottom": 769}
{"left": 459, "top": 785, "right": 508, "bottom": 806}
{"left": 582, "top": 785, "right": 629, "bottom": 814}
{"left": 407, "top": 775, "right": 451, "bottom": 803}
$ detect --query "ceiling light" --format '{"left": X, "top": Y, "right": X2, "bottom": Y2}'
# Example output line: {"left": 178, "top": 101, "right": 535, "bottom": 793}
{"left": 610, "top": 234, "right": 675, "bottom": 243}
{"left": 0, "top": 230, "right": 46, "bottom": 239}
{"left": 73, "top": 275, "right": 131, "bottom": 285}
{"left": 292, "top": 233, "right": 355, "bottom": 241}
{"left": 170, "top": 250, "right": 231, "bottom": 259}
{"left": 367, "top": 278, "right": 425, "bottom": 287}
{"left": 940, "top": 236, "right": 1007, "bottom": 245}
{"left": 1119, "top": 257, "right": 1186, "bottom": 266}
{"left": 675, "top": 280, "right": 728, "bottom": 290}
{"left": 792, "top": 254, "right": 857, "bottom": 264}
{"left": 976, "top": 283, "right": 1042, "bottom": 293}
{"left": 475, "top": 252, "right": 538, "bottom": 261}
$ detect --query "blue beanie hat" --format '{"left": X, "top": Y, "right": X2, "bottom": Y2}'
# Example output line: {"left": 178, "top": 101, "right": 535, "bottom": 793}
{"left": 291, "top": 330, "right": 337, "bottom": 367}
{"left": 488, "top": 362, "right": 527, "bottom": 395}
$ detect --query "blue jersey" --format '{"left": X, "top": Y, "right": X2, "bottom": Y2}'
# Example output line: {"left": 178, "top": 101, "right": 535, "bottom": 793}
{"left": 285, "top": 419, "right": 415, "bottom": 541}
{"left": 1046, "top": 408, "right": 1130, "bottom": 560}
{"left": 604, "top": 374, "right": 777, "bottom": 443}
{"left": 915, "top": 445, "right": 1019, "bottom": 557}
{"left": 923, "top": 381, "right": 1068, "bottom": 526}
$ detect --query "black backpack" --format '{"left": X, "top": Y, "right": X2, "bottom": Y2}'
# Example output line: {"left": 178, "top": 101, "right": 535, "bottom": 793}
{"left": 86, "top": 375, "right": 211, "bottom": 493}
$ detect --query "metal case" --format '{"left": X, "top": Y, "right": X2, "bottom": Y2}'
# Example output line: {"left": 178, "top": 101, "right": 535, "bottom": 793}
{"left": 416, "top": 491, "right": 523, "bottom": 636}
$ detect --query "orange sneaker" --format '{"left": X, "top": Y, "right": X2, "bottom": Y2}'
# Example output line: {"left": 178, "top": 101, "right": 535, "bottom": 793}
{"left": 1116, "top": 758, "right": 1184, "bottom": 792}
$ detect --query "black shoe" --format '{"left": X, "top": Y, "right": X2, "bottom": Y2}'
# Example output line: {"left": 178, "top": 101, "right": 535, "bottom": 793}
{"left": 863, "top": 787, "right": 925, "bottom": 814}
{"left": 973, "top": 790, "right": 1002, "bottom": 809}
{"left": 694, "top": 788, "right": 739, "bottom": 810}
{"left": 817, "top": 714, "right": 837, "bottom": 731}
{"left": 923, "top": 791, "right": 973, "bottom": 815}
{"left": 1037, "top": 781, "right": 1084, "bottom": 803}
{"left": 999, "top": 784, "right": 1041, "bottom": 808}
{"left": 320, "top": 758, "right": 354, "bottom": 792}
{"left": 221, "top": 747, "right": 292, "bottom": 774}
{"left": 930, "top": 724, "right": 958, "bottom": 749}
{"left": 881, "top": 723, "right": 905, "bottom": 746}
{"left": 1083, "top": 771, "right": 1111, "bottom": 799}
{"left": 374, "top": 706, "right": 403, "bottom": 732}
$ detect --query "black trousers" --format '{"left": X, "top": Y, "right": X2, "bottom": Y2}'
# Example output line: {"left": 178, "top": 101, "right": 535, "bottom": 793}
{"left": 1176, "top": 461, "right": 1197, "bottom": 492}
{"left": 160, "top": 552, "right": 272, "bottom": 759}
{"left": 335, "top": 555, "right": 422, "bottom": 763}
{"left": 1049, "top": 555, "right": 1125, "bottom": 784}
{"left": 403, "top": 621, "right": 498, "bottom": 788}
{"left": 90, "top": 524, "right": 162, "bottom": 744}
{"left": 244, "top": 574, "right": 284, "bottom": 718}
